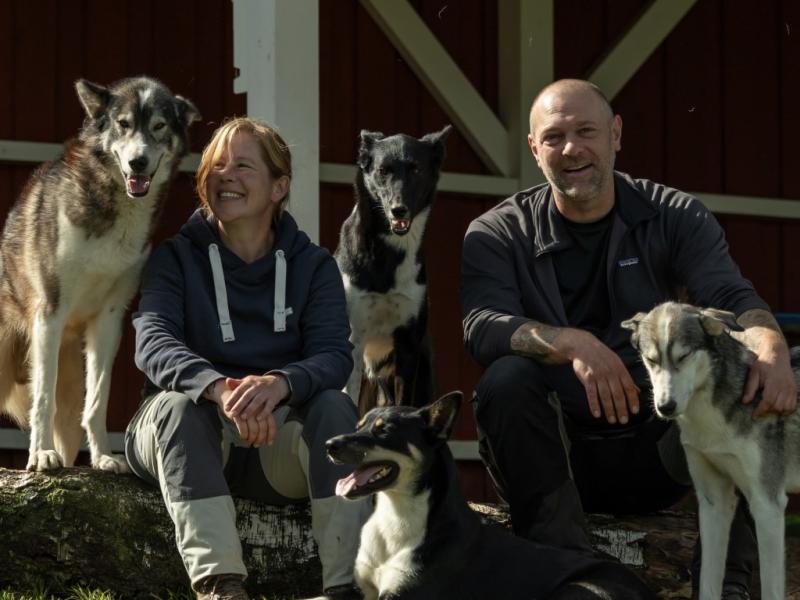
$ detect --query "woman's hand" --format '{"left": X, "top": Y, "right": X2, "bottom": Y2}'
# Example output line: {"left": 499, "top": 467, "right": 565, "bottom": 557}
{"left": 206, "top": 374, "right": 290, "bottom": 446}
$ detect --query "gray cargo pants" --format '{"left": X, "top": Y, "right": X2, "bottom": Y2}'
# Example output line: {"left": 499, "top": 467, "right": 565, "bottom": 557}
{"left": 124, "top": 388, "right": 371, "bottom": 589}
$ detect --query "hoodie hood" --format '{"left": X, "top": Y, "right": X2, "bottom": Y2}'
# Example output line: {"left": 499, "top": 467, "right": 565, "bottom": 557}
{"left": 179, "top": 208, "right": 311, "bottom": 283}
{"left": 180, "top": 208, "right": 308, "bottom": 338}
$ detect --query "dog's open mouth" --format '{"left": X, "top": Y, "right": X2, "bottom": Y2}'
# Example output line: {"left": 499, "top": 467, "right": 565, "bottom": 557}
{"left": 390, "top": 219, "right": 410, "bottom": 235}
{"left": 335, "top": 461, "right": 398, "bottom": 498}
{"left": 126, "top": 174, "right": 152, "bottom": 197}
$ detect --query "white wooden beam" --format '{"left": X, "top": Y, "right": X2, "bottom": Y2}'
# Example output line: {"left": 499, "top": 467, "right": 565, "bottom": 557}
{"left": 0, "top": 428, "right": 126, "bottom": 453}
{"left": 694, "top": 193, "right": 800, "bottom": 220}
{"left": 359, "top": 0, "right": 512, "bottom": 177}
{"left": 0, "top": 425, "right": 481, "bottom": 460}
{"left": 498, "top": 0, "right": 553, "bottom": 191}
{"left": 4, "top": 142, "right": 800, "bottom": 219}
{"left": 0, "top": 140, "right": 200, "bottom": 172}
{"left": 319, "top": 162, "right": 519, "bottom": 197}
{"left": 233, "top": 0, "right": 320, "bottom": 242}
{"left": 589, "top": 0, "right": 698, "bottom": 101}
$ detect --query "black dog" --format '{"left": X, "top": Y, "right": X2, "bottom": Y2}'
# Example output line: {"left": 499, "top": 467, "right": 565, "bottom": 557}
{"left": 326, "top": 393, "right": 656, "bottom": 600}
{"left": 334, "top": 127, "right": 451, "bottom": 414}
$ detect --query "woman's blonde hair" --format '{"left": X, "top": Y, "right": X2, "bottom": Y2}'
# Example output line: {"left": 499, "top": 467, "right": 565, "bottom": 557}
{"left": 196, "top": 117, "right": 292, "bottom": 225}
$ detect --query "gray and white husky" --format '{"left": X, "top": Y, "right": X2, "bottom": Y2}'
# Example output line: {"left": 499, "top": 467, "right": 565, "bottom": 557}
{"left": 0, "top": 76, "right": 199, "bottom": 472}
{"left": 622, "top": 302, "right": 800, "bottom": 600}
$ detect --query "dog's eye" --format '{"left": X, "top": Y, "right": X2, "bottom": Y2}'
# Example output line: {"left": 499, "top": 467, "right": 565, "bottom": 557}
{"left": 378, "top": 166, "right": 391, "bottom": 176}
{"left": 675, "top": 352, "right": 692, "bottom": 364}
{"left": 153, "top": 122, "right": 166, "bottom": 131}
{"left": 118, "top": 119, "right": 130, "bottom": 130}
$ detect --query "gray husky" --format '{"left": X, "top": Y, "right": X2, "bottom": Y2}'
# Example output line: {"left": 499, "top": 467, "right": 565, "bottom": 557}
{"left": 0, "top": 76, "right": 199, "bottom": 472}
{"left": 622, "top": 302, "right": 800, "bottom": 600}
{"left": 335, "top": 126, "right": 451, "bottom": 414}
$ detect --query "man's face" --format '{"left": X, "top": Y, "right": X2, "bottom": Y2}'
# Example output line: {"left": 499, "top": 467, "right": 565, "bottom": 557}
{"left": 528, "top": 90, "right": 622, "bottom": 206}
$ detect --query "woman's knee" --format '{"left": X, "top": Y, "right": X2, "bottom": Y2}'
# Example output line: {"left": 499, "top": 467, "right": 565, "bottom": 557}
{"left": 301, "top": 389, "right": 359, "bottom": 437}
{"left": 152, "top": 391, "right": 221, "bottom": 443}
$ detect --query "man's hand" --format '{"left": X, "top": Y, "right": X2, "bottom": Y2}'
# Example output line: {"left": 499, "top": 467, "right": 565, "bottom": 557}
{"left": 558, "top": 329, "right": 640, "bottom": 425}
{"left": 205, "top": 374, "right": 290, "bottom": 446}
{"left": 511, "top": 321, "right": 639, "bottom": 424}
{"left": 737, "top": 309, "right": 797, "bottom": 418}
{"left": 743, "top": 349, "right": 796, "bottom": 418}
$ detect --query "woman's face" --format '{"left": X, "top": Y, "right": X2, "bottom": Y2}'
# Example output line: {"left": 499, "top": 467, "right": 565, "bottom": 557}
{"left": 206, "top": 132, "right": 286, "bottom": 227}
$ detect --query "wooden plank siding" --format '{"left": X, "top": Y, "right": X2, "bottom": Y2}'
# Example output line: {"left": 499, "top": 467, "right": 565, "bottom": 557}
{"left": 1, "top": 0, "right": 800, "bottom": 503}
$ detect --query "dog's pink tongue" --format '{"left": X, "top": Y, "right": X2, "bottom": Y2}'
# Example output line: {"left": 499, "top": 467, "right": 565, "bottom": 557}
{"left": 126, "top": 175, "right": 151, "bottom": 196}
{"left": 335, "top": 465, "right": 384, "bottom": 497}
{"left": 336, "top": 473, "right": 358, "bottom": 497}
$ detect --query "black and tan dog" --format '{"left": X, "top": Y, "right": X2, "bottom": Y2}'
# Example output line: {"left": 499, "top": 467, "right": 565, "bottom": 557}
{"left": 326, "top": 392, "right": 656, "bottom": 600}
{"left": 334, "top": 127, "right": 451, "bottom": 414}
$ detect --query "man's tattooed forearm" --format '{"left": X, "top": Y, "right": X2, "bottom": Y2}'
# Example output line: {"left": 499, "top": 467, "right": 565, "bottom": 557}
{"left": 510, "top": 321, "right": 562, "bottom": 363}
{"left": 736, "top": 308, "right": 787, "bottom": 348}
{"left": 737, "top": 308, "right": 782, "bottom": 333}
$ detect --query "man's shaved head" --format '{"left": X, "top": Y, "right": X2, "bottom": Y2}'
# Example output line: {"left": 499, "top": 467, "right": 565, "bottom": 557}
{"left": 529, "top": 79, "right": 613, "bottom": 133}
{"left": 525, "top": 78, "right": 622, "bottom": 221}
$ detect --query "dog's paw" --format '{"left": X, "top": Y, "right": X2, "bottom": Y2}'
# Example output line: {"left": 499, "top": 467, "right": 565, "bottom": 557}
{"left": 94, "top": 453, "right": 130, "bottom": 474}
{"left": 94, "top": 453, "right": 130, "bottom": 473}
{"left": 26, "top": 450, "right": 63, "bottom": 472}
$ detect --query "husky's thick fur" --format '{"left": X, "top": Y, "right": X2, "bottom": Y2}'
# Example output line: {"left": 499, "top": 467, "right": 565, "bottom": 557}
{"left": 335, "top": 127, "right": 451, "bottom": 414}
{"left": 0, "top": 76, "right": 199, "bottom": 472}
{"left": 326, "top": 392, "right": 655, "bottom": 600}
{"left": 622, "top": 302, "right": 800, "bottom": 600}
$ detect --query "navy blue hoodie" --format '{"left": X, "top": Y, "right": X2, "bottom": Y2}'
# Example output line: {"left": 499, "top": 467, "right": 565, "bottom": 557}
{"left": 133, "top": 209, "right": 353, "bottom": 406}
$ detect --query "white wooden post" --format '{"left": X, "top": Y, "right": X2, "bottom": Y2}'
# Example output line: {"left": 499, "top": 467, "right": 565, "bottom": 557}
{"left": 232, "top": 0, "right": 320, "bottom": 242}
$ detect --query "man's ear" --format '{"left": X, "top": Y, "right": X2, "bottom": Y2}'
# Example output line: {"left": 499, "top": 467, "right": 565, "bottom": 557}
{"left": 611, "top": 114, "right": 622, "bottom": 152}
{"left": 527, "top": 132, "right": 541, "bottom": 167}
{"left": 420, "top": 391, "right": 462, "bottom": 441}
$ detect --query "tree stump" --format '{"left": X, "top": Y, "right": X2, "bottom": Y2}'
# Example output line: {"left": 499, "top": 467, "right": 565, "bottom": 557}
{"left": 2, "top": 467, "right": 799, "bottom": 598}
{"left": 0, "top": 467, "right": 320, "bottom": 598}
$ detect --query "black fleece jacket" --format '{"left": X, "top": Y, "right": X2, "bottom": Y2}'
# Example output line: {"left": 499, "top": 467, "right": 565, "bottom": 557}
{"left": 461, "top": 171, "right": 769, "bottom": 369}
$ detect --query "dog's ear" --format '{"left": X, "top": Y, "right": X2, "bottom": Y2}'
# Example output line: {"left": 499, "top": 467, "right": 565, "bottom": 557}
{"left": 175, "top": 96, "right": 201, "bottom": 128}
{"left": 698, "top": 307, "right": 743, "bottom": 336}
{"left": 357, "top": 130, "right": 384, "bottom": 171}
{"left": 421, "top": 124, "right": 452, "bottom": 169}
{"left": 620, "top": 312, "right": 647, "bottom": 332}
{"left": 621, "top": 312, "right": 647, "bottom": 350}
{"left": 76, "top": 79, "right": 111, "bottom": 120}
{"left": 420, "top": 391, "right": 462, "bottom": 441}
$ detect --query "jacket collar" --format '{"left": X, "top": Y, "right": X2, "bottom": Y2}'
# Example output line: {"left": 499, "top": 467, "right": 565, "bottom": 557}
{"left": 530, "top": 171, "right": 659, "bottom": 257}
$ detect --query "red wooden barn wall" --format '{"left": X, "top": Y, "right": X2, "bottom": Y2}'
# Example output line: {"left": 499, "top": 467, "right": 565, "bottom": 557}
{"left": 1, "top": 0, "right": 799, "bottom": 503}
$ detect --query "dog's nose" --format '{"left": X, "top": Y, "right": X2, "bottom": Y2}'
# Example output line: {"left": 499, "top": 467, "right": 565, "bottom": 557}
{"left": 658, "top": 399, "right": 677, "bottom": 417}
{"left": 128, "top": 156, "right": 149, "bottom": 173}
{"left": 390, "top": 206, "right": 408, "bottom": 218}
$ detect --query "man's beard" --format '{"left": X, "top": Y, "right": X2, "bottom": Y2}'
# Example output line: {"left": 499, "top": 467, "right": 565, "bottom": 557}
{"left": 550, "top": 167, "right": 605, "bottom": 203}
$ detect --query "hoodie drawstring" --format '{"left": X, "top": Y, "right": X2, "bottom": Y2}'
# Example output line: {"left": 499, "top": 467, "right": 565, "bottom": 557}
{"left": 208, "top": 244, "right": 293, "bottom": 340}
{"left": 208, "top": 243, "right": 235, "bottom": 342}
{"left": 274, "top": 249, "right": 293, "bottom": 332}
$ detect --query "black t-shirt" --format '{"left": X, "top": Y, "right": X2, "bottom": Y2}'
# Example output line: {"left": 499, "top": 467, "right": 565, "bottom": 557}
{"left": 552, "top": 208, "right": 615, "bottom": 336}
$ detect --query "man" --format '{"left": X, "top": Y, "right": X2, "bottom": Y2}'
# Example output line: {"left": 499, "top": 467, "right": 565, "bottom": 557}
{"left": 460, "top": 79, "right": 797, "bottom": 599}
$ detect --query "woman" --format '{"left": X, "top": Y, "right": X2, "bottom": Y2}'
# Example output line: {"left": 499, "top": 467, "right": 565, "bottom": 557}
{"left": 125, "top": 117, "right": 369, "bottom": 600}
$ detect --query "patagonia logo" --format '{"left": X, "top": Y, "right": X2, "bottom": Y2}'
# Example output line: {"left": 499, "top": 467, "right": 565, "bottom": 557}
{"left": 618, "top": 257, "right": 639, "bottom": 268}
